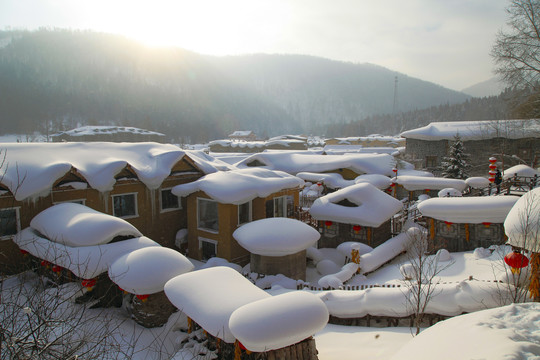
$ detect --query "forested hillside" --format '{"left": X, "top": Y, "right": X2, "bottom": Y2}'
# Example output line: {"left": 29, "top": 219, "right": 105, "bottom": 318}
{"left": 0, "top": 29, "right": 473, "bottom": 141}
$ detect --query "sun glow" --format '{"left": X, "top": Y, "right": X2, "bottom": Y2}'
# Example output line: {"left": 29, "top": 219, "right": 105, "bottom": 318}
{"left": 94, "top": 0, "right": 290, "bottom": 55}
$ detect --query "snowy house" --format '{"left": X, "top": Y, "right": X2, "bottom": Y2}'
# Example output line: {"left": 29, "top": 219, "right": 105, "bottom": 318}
{"left": 233, "top": 217, "right": 320, "bottom": 280}
{"left": 228, "top": 130, "right": 257, "bottom": 141}
{"left": 400, "top": 120, "right": 540, "bottom": 175}
{"left": 51, "top": 125, "right": 166, "bottom": 143}
{"left": 309, "top": 183, "right": 404, "bottom": 248}
{"left": 234, "top": 152, "right": 396, "bottom": 178}
{"left": 0, "top": 143, "right": 218, "bottom": 273}
{"left": 393, "top": 175, "right": 467, "bottom": 201}
{"left": 172, "top": 168, "right": 304, "bottom": 264}
{"left": 208, "top": 138, "right": 308, "bottom": 153}
{"left": 324, "top": 135, "right": 405, "bottom": 148}
{"left": 418, "top": 196, "right": 520, "bottom": 252}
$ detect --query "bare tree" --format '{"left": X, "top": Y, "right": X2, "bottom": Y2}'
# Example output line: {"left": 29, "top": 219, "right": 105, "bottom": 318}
{"left": 399, "top": 227, "right": 454, "bottom": 335}
{"left": 492, "top": 0, "right": 540, "bottom": 89}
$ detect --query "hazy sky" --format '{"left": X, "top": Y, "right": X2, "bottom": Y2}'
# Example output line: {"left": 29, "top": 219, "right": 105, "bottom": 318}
{"left": 0, "top": 0, "right": 509, "bottom": 91}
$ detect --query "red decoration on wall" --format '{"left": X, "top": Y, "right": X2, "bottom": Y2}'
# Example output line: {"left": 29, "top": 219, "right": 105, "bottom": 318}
{"left": 353, "top": 225, "right": 362, "bottom": 233}
{"left": 325, "top": 221, "right": 333, "bottom": 227}
{"left": 20, "top": 249, "right": 29, "bottom": 256}
{"left": 82, "top": 278, "right": 97, "bottom": 289}
{"left": 40, "top": 260, "right": 50, "bottom": 268}
{"left": 482, "top": 222, "right": 492, "bottom": 227}
{"left": 52, "top": 265, "right": 63, "bottom": 273}
{"left": 136, "top": 294, "right": 149, "bottom": 302}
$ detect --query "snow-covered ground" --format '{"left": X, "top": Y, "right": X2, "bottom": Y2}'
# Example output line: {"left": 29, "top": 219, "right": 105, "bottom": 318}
{"left": 2, "top": 242, "right": 538, "bottom": 359}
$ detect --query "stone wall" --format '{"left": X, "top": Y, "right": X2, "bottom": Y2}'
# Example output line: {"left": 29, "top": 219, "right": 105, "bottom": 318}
{"left": 251, "top": 250, "right": 306, "bottom": 280}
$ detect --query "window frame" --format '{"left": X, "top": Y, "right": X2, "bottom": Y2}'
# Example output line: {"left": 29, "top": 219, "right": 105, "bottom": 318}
{"left": 112, "top": 193, "right": 139, "bottom": 219}
{"left": 0, "top": 207, "right": 20, "bottom": 240}
{"left": 197, "top": 198, "right": 219, "bottom": 233}
{"left": 198, "top": 237, "right": 218, "bottom": 261}
{"left": 273, "top": 195, "right": 287, "bottom": 217}
{"left": 160, "top": 188, "right": 181, "bottom": 213}
{"left": 237, "top": 200, "right": 252, "bottom": 226}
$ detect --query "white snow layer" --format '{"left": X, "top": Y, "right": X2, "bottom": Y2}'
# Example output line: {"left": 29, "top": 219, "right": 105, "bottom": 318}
{"left": 30, "top": 203, "right": 142, "bottom": 247}
{"left": 391, "top": 303, "right": 540, "bottom": 360}
{"left": 164, "top": 266, "right": 270, "bottom": 343}
{"left": 108, "top": 247, "right": 193, "bottom": 295}
{"left": 504, "top": 187, "right": 540, "bottom": 251}
{"left": 0, "top": 142, "right": 197, "bottom": 200}
{"left": 229, "top": 291, "right": 329, "bottom": 352}
{"left": 502, "top": 164, "right": 539, "bottom": 179}
{"left": 172, "top": 168, "right": 304, "bottom": 205}
{"left": 465, "top": 176, "right": 490, "bottom": 189}
{"left": 359, "top": 231, "right": 414, "bottom": 274}
{"left": 418, "top": 196, "right": 520, "bottom": 224}
{"left": 14, "top": 228, "right": 160, "bottom": 279}
{"left": 400, "top": 119, "right": 540, "bottom": 141}
{"left": 233, "top": 218, "right": 320, "bottom": 256}
{"left": 54, "top": 125, "right": 165, "bottom": 137}
{"left": 394, "top": 175, "right": 467, "bottom": 192}
{"left": 234, "top": 152, "right": 396, "bottom": 176}
{"left": 309, "top": 183, "right": 403, "bottom": 227}
{"left": 318, "top": 279, "right": 514, "bottom": 318}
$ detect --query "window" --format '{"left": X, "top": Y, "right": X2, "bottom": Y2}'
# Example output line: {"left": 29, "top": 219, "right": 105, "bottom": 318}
{"left": 199, "top": 237, "right": 217, "bottom": 261}
{"left": 112, "top": 193, "right": 138, "bottom": 219}
{"left": 160, "top": 188, "right": 180, "bottom": 212}
{"left": 266, "top": 195, "right": 292, "bottom": 218}
{"left": 324, "top": 222, "right": 339, "bottom": 237}
{"left": 238, "top": 201, "right": 252, "bottom": 225}
{"left": 53, "top": 199, "right": 86, "bottom": 205}
{"left": 198, "top": 198, "right": 219, "bottom": 232}
{"left": 425, "top": 156, "right": 438, "bottom": 168}
{"left": 0, "top": 208, "right": 19, "bottom": 238}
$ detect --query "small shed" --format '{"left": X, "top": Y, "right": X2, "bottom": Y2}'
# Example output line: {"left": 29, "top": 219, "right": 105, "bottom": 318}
{"left": 393, "top": 175, "right": 467, "bottom": 201}
{"left": 418, "top": 196, "right": 520, "bottom": 252}
{"left": 309, "top": 183, "right": 404, "bottom": 248}
{"left": 233, "top": 217, "right": 320, "bottom": 280}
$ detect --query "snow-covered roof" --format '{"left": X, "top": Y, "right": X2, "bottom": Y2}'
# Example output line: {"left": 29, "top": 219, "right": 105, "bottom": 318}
{"left": 233, "top": 218, "right": 320, "bottom": 256}
{"left": 229, "top": 130, "right": 253, "bottom": 137}
{"left": 297, "top": 172, "right": 392, "bottom": 190}
{"left": 0, "top": 142, "right": 212, "bottom": 200}
{"left": 184, "top": 150, "right": 235, "bottom": 173}
{"left": 394, "top": 175, "right": 467, "bottom": 192}
{"left": 234, "top": 152, "right": 396, "bottom": 176}
{"left": 309, "top": 183, "right": 403, "bottom": 227}
{"left": 329, "top": 135, "right": 405, "bottom": 144}
{"left": 171, "top": 168, "right": 304, "bottom": 204}
{"left": 504, "top": 187, "right": 540, "bottom": 251}
{"left": 209, "top": 138, "right": 305, "bottom": 149}
{"left": 400, "top": 120, "right": 540, "bottom": 141}
{"left": 229, "top": 291, "right": 328, "bottom": 352}
{"left": 30, "top": 203, "right": 142, "bottom": 247}
{"left": 164, "top": 266, "right": 270, "bottom": 343}
{"left": 108, "top": 247, "right": 193, "bottom": 295}
{"left": 14, "top": 228, "right": 160, "bottom": 279}
{"left": 465, "top": 177, "right": 490, "bottom": 189}
{"left": 418, "top": 196, "right": 520, "bottom": 224}
{"left": 52, "top": 125, "right": 165, "bottom": 137}
{"left": 390, "top": 303, "right": 540, "bottom": 360}
{"left": 323, "top": 145, "right": 403, "bottom": 156}
{"left": 502, "top": 164, "right": 539, "bottom": 180}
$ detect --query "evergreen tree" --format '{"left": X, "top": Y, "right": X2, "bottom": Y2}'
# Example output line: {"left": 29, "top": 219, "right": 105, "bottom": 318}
{"left": 440, "top": 135, "right": 470, "bottom": 179}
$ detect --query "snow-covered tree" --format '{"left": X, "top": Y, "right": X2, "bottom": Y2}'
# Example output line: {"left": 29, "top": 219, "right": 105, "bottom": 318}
{"left": 440, "top": 135, "right": 470, "bottom": 179}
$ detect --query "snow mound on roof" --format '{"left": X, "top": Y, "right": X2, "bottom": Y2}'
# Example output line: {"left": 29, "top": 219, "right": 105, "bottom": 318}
{"left": 0, "top": 142, "right": 187, "bottom": 200}
{"left": 395, "top": 175, "right": 467, "bottom": 192}
{"left": 30, "top": 203, "right": 142, "bottom": 247}
{"left": 297, "top": 172, "right": 354, "bottom": 189}
{"left": 465, "top": 177, "right": 490, "bottom": 189}
{"left": 418, "top": 196, "right": 520, "bottom": 224}
{"left": 354, "top": 174, "right": 393, "bottom": 189}
{"left": 229, "top": 291, "right": 329, "bottom": 352}
{"left": 14, "top": 228, "right": 159, "bottom": 279}
{"left": 164, "top": 267, "right": 270, "bottom": 343}
{"left": 172, "top": 168, "right": 303, "bottom": 204}
{"left": 233, "top": 218, "right": 320, "bottom": 256}
{"left": 437, "top": 188, "right": 462, "bottom": 197}
{"left": 391, "top": 303, "right": 540, "bottom": 360}
{"left": 234, "top": 152, "right": 396, "bottom": 176}
{"left": 309, "top": 183, "right": 403, "bottom": 227}
{"left": 53, "top": 125, "right": 165, "bottom": 137}
{"left": 503, "top": 164, "right": 539, "bottom": 179}
{"left": 184, "top": 150, "right": 235, "bottom": 173}
{"left": 109, "top": 247, "right": 193, "bottom": 295}
{"left": 504, "top": 187, "right": 540, "bottom": 251}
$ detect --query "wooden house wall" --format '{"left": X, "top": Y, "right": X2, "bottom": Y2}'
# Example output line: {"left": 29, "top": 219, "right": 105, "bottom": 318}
{"left": 317, "top": 219, "right": 392, "bottom": 249}
{"left": 427, "top": 218, "right": 506, "bottom": 252}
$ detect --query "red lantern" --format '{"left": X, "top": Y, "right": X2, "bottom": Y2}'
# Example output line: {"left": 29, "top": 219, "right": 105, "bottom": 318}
{"left": 392, "top": 168, "right": 398, "bottom": 173}
{"left": 52, "top": 265, "right": 63, "bottom": 273}
{"left": 41, "top": 260, "right": 50, "bottom": 268}
{"left": 489, "top": 164, "right": 497, "bottom": 170}
{"left": 425, "top": 189, "right": 430, "bottom": 192}
{"left": 482, "top": 222, "right": 492, "bottom": 228}
{"left": 136, "top": 294, "right": 149, "bottom": 302}
{"left": 20, "top": 249, "right": 29, "bottom": 256}
{"left": 353, "top": 225, "right": 362, "bottom": 233}
{"left": 325, "top": 221, "right": 333, "bottom": 227}
{"left": 504, "top": 252, "right": 529, "bottom": 274}
{"left": 489, "top": 170, "right": 496, "bottom": 176}
{"left": 82, "top": 278, "right": 97, "bottom": 290}
{"left": 390, "top": 182, "right": 396, "bottom": 187}
{"left": 489, "top": 177, "right": 495, "bottom": 183}
{"left": 489, "top": 157, "right": 497, "bottom": 164}
{"left": 238, "top": 341, "right": 247, "bottom": 350}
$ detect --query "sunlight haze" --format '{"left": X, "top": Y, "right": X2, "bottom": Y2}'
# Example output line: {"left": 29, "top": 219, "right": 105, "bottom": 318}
{"left": 0, "top": 0, "right": 508, "bottom": 90}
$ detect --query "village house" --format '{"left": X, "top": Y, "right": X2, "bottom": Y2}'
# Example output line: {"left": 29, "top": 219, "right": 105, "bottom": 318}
{"left": 171, "top": 168, "right": 304, "bottom": 265}
{"left": 228, "top": 130, "right": 257, "bottom": 141}
{"left": 324, "top": 135, "right": 405, "bottom": 148}
{"left": 309, "top": 183, "right": 403, "bottom": 248}
{"left": 400, "top": 120, "right": 540, "bottom": 175}
{"left": 392, "top": 175, "right": 468, "bottom": 201}
{"left": 51, "top": 125, "right": 166, "bottom": 143}
{"left": 208, "top": 137, "right": 308, "bottom": 153}
{"left": 0, "top": 142, "right": 226, "bottom": 273}
{"left": 417, "top": 196, "right": 520, "bottom": 252}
